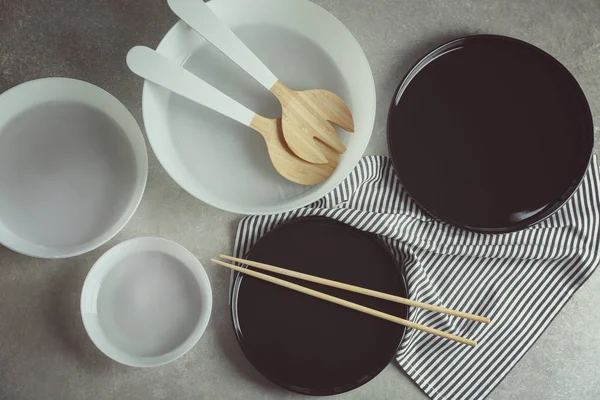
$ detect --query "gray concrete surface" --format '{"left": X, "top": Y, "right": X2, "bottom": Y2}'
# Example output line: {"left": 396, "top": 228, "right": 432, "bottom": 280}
{"left": 1, "top": 0, "right": 600, "bottom": 399}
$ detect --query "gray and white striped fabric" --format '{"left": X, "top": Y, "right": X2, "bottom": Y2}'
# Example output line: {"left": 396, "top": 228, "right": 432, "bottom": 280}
{"left": 232, "top": 155, "right": 600, "bottom": 400}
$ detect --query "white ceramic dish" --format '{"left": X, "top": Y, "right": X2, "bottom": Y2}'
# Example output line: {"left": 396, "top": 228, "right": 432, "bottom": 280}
{"left": 0, "top": 78, "right": 148, "bottom": 258}
{"left": 81, "top": 237, "right": 212, "bottom": 367}
{"left": 142, "top": 0, "right": 376, "bottom": 214}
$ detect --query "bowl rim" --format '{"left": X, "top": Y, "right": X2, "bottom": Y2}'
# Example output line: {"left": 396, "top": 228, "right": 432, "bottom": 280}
{"left": 141, "top": 0, "right": 376, "bottom": 215}
{"left": 80, "top": 236, "right": 213, "bottom": 367}
{"left": 0, "top": 77, "right": 148, "bottom": 258}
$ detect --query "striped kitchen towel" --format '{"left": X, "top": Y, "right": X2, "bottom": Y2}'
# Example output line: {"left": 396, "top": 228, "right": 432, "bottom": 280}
{"left": 232, "top": 155, "right": 600, "bottom": 400}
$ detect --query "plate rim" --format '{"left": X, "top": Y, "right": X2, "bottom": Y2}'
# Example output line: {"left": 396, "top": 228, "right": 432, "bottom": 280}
{"left": 229, "top": 216, "right": 408, "bottom": 396}
{"left": 386, "top": 34, "right": 594, "bottom": 233}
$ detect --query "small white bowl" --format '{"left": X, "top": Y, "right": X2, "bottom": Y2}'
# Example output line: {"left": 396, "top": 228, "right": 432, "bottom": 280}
{"left": 142, "top": 0, "right": 376, "bottom": 214}
{"left": 81, "top": 237, "right": 212, "bottom": 367}
{"left": 0, "top": 78, "right": 148, "bottom": 258}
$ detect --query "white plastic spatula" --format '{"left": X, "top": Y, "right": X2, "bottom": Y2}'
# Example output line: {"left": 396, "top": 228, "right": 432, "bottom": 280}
{"left": 167, "top": 0, "right": 354, "bottom": 165}
{"left": 126, "top": 46, "right": 338, "bottom": 185}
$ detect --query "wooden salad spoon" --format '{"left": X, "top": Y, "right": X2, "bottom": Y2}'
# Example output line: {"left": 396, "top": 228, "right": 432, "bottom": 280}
{"left": 168, "top": 0, "right": 354, "bottom": 165}
{"left": 126, "top": 46, "right": 338, "bottom": 185}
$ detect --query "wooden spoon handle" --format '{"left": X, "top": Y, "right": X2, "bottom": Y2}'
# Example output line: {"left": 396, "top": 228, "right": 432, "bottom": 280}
{"left": 126, "top": 46, "right": 255, "bottom": 126}
{"left": 168, "top": 0, "right": 279, "bottom": 90}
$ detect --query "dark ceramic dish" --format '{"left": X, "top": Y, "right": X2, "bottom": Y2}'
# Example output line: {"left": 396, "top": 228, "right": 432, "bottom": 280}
{"left": 230, "top": 217, "right": 408, "bottom": 396}
{"left": 388, "top": 35, "right": 593, "bottom": 233}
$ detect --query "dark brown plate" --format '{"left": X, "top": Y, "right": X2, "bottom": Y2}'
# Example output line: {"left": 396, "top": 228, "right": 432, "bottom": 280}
{"left": 388, "top": 35, "right": 593, "bottom": 233}
{"left": 231, "top": 217, "right": 408, "bottom": 396}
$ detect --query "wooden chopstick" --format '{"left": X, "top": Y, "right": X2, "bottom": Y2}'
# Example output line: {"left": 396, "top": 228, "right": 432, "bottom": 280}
{"left": 219, "top": 255, "right": 491, "bottom": 324}
{"left": 211, "top": 258, "right": 478, "bottom": 347}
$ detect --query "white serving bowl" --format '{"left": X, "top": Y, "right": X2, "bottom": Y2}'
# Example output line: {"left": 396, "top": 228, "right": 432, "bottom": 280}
{"left": 81, "top": 237, "right": 212, "bottom": 367}
{"left": 0, "top": 78, "right": 148, "bottom": 258}
{"left": 142, "top": 0, "right": 376, "bottom": 214}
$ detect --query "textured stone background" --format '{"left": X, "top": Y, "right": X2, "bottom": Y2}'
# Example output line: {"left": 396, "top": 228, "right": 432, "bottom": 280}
{"left": 1, "top": 0, "right": 599, "bottom": 399}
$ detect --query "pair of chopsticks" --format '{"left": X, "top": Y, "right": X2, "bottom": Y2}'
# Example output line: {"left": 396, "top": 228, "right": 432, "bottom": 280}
{"left": 212, "top": 255, "right": 490, "bottom": 347}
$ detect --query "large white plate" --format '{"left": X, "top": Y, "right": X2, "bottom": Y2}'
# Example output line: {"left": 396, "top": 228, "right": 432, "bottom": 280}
{"left": 142, "top": 0, "right": 376, "bottom": 214}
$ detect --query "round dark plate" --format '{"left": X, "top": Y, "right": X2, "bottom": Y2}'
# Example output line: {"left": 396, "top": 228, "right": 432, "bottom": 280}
{"left": 388, "top": 35, "right": 593, "bottom": 233}
{"left": 231, "top": 217, "right": 408, "bottom": 396}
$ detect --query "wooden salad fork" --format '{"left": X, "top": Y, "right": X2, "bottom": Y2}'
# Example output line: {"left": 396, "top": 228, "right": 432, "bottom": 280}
{"left": 168, "top": 0, "right": 355, "bottom": 165}
{"left": 127, "top": 46, "right": 339, "bottom": 185}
